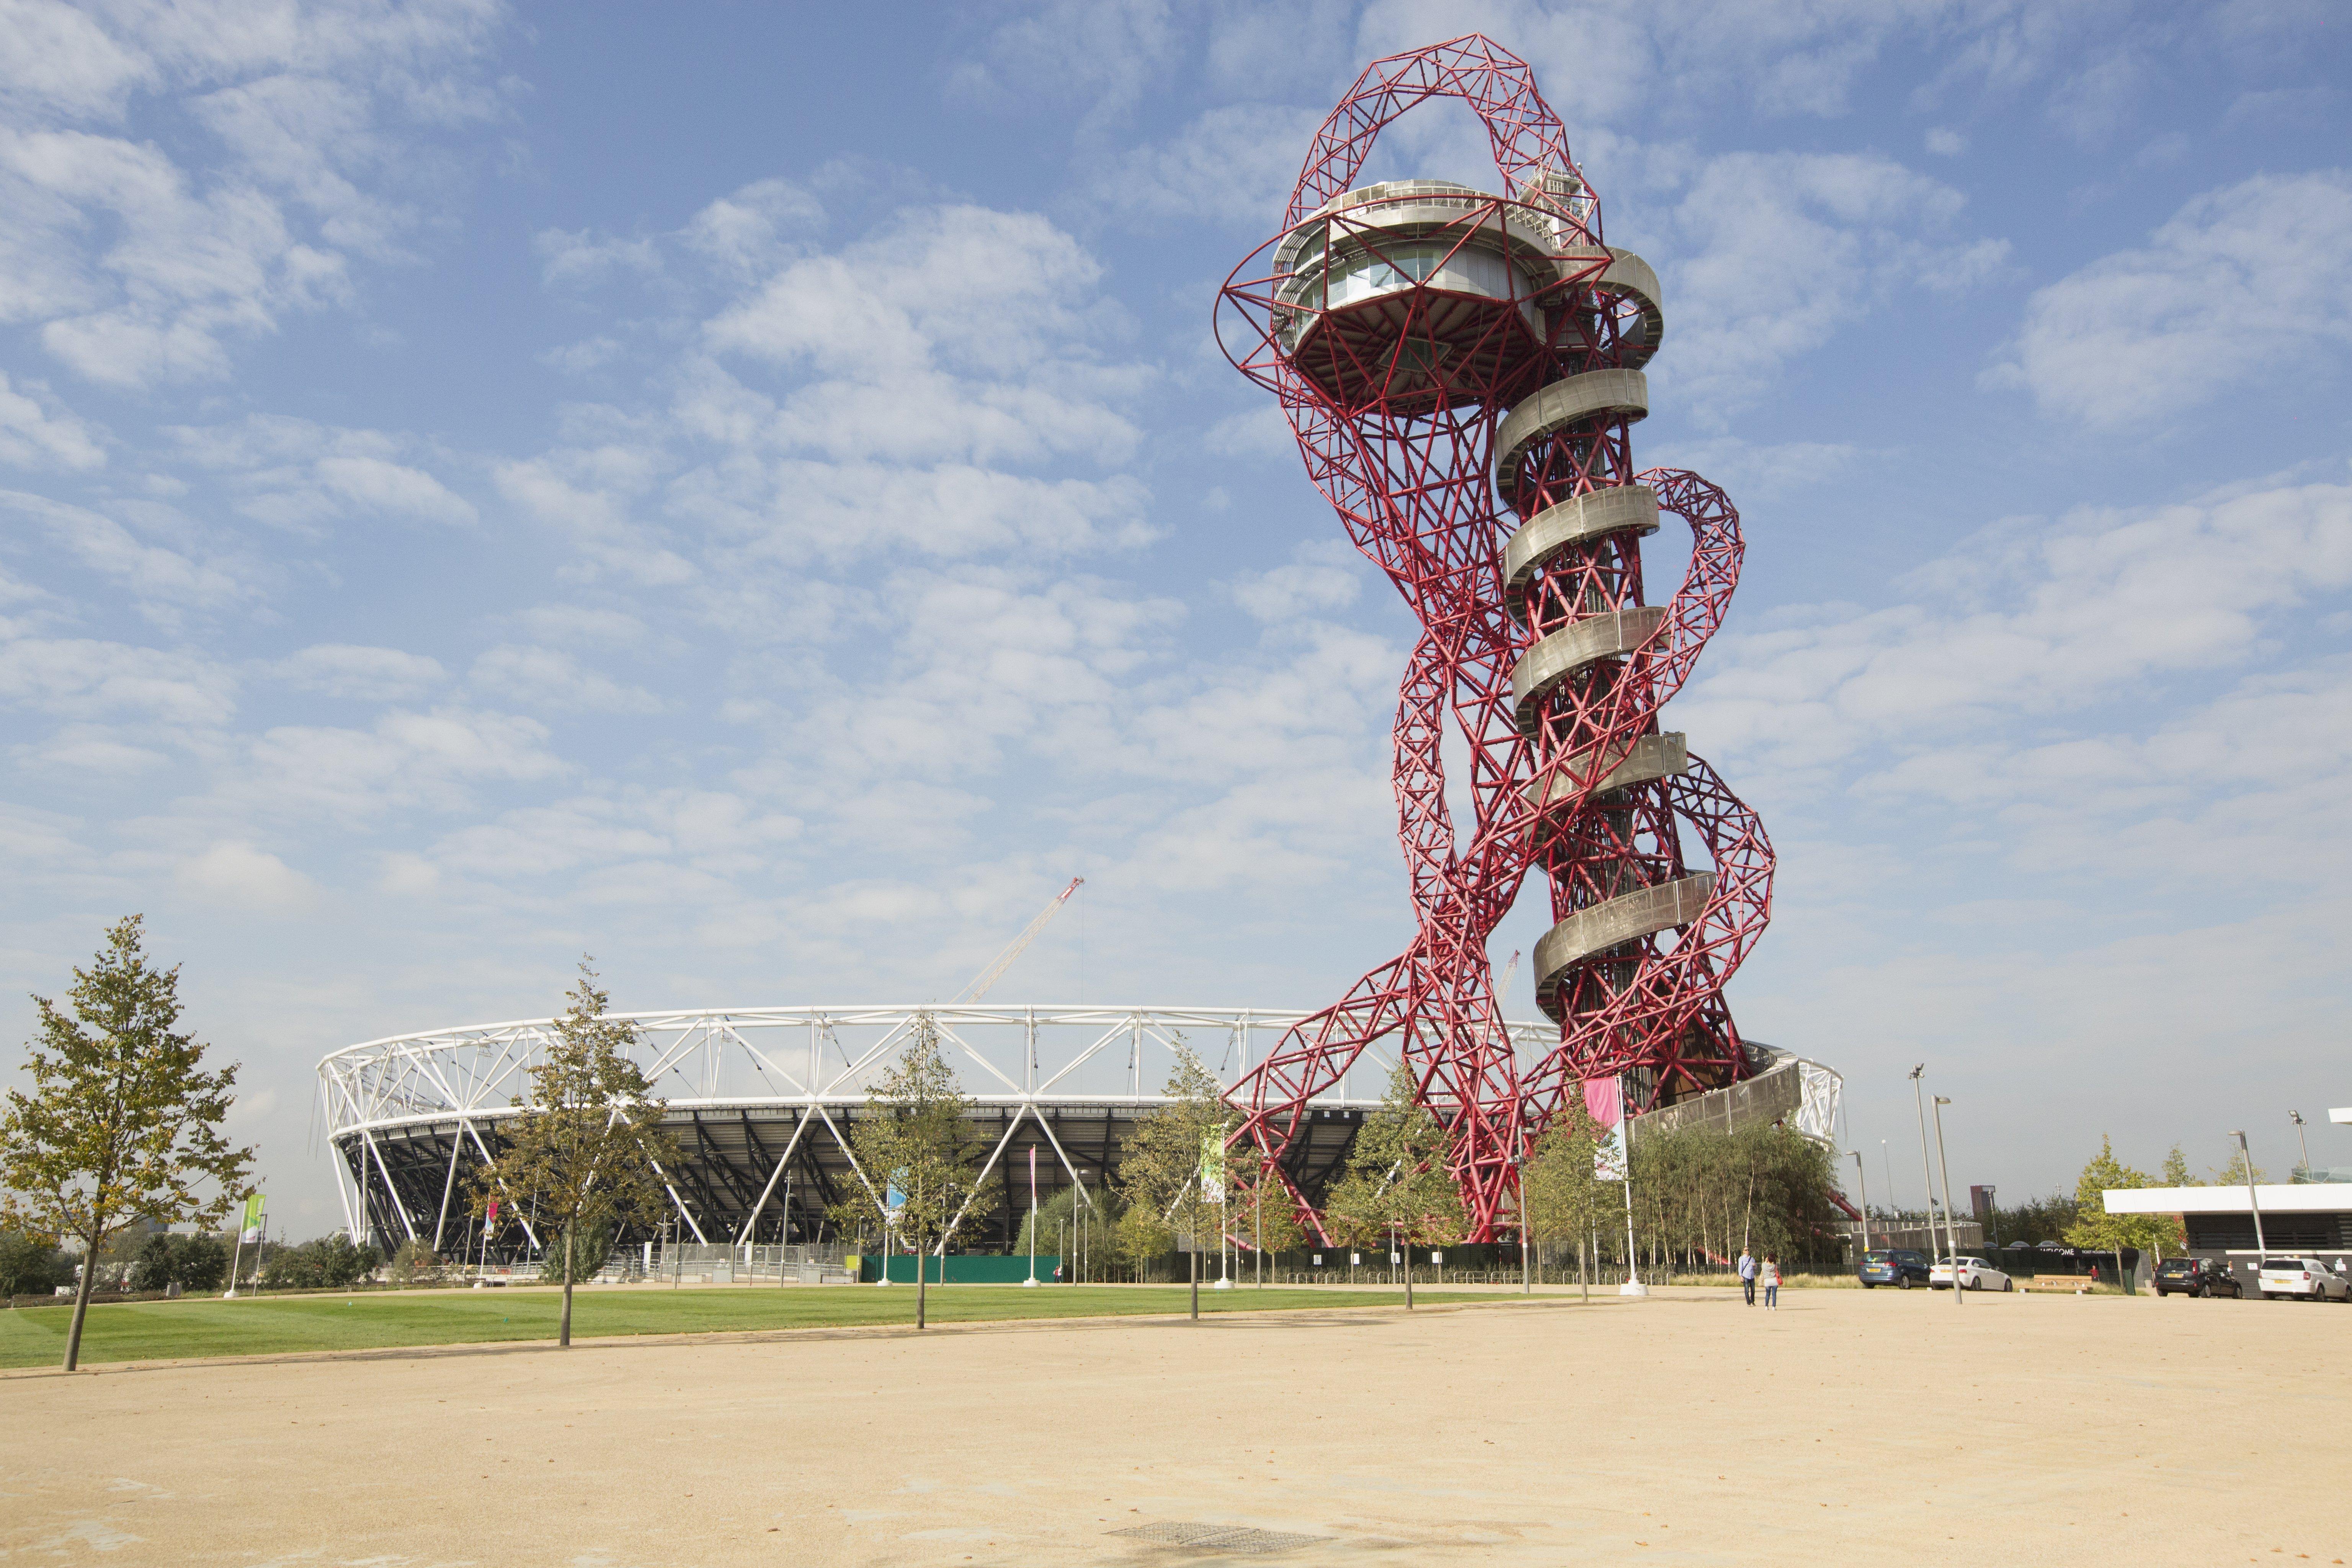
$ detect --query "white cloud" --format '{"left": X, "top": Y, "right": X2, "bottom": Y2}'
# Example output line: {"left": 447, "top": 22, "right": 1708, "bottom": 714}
{"left": 0, "top": 488, "right": 256, "bottom": 614}
{"left": 1680, "top": 474, "right": 2352, "bottom": 802}
{"left": 1991, "top": 170, "right": 2352, "bottom": 428}
{"left": 1924, "top": 127, "right": 1966, "bottom": 156}
{"left": 0, "top": 0, "right": 506, "bottom": 387}
{"left": 1659, "top": 149, "right": 2009, "bottom": 414}
{"left": 274, "top": 643, "right": 448, "bottom": 701}
{"left": 0, "top": 371, "right": 103, "bottom": 468}
{"left": 0, "top": 634, "right": 237, "bottom": 725}
{"left": 469, "top": 644, "right": 662, "bottom": 714}
{"left": 1088, "top": 103, "right": 1325, "bottom": 228}
{"left": 166, "top": 415, "right": 476, "bottom": 530}
{"left": 1230, "top": 541, "right": 1362, "bottom": 622}
{"left": 177, "top": 840, "right": 316, "bottom": 913}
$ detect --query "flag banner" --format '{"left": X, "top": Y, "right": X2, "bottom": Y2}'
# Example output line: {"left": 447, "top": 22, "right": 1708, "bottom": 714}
{"left": 484, "top": 1198, "right": 500, "bottom": 1236}
{"left": 1200, "top": 1129, "right": 1226, "bottom": 1205}
{"left": 240, "top": 1192, "right": 265, "bottom": 1243}
{"left": 885, "top": 1169, "right": 908, "bottom": 1218}
{"left": 1586, "top": 1077, "right": 1628, "bottom": 1181}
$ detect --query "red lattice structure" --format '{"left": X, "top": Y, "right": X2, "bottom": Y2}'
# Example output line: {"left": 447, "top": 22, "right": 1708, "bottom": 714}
{"left": 1212, "top": 35, "right": 1775, "bottom": 1242}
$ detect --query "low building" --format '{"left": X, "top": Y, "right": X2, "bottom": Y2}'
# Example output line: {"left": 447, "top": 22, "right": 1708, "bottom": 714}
{"left": 2102, "top": 1184, "right": 2352, "bottom": 1291}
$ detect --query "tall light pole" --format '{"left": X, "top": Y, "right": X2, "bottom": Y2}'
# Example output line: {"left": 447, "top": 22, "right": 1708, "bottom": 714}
{"left": 1848, "top": 1150, "right": 1872, "bottom": 1257}
{"left": 2289, "top": 1111, "right": 2311, "bottom": 1177}
{"left": 2229, "top": 1130, "right": 2267, "bottom": 1265}
{"left": 1931, "top": 1095, "right": 1962, "bottom": 1308}
{"left": 1881, "top": 1140, "right": 1896, "bottom": 1219}
{"left": 1909, "top": 1067, "right": 1944, "bottom": 1262}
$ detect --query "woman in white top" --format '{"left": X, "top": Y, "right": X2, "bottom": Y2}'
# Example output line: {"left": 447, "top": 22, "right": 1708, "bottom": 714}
{"left": 1761, "top": 1253, "right": 1781, "bottom": 1310}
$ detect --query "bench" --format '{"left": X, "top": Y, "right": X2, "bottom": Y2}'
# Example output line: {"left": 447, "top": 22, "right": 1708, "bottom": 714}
{"left": 2019, "top": 1273, "right": 2099, "bottom": 1295}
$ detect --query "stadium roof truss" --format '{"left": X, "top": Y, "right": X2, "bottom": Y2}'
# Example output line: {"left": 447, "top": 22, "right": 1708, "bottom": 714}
{"left": 318, "top": 1004, "right": 1565, "bottom": 1259}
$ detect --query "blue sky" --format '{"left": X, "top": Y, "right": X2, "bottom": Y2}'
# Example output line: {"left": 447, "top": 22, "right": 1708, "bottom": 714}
{"left": 4, "top": 0, "right": 2350, "bottom": 1234}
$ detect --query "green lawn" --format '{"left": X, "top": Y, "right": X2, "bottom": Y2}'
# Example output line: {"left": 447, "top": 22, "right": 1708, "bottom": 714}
{"left": 0, "top": 1284, "right": 1503, "bottom": 1369}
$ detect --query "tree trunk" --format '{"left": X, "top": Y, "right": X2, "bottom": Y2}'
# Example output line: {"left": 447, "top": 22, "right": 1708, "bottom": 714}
{"left": 559, "top": 1228, "right": 575, "bottom": 1348}
{"left": 917, "top": 1246, "right": 928, "bottom": 1330}
{"left": 63, "top": 1223, "right": 100, "bottom": 1371}
{"left": 1405, "top": 1241, "right": 1415, "bottom": 1310}
{"left": 1188, "top": 1242, "right": 1198, "bottom": 1321}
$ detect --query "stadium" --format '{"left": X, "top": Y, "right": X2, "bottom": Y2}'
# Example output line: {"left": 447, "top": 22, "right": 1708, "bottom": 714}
{"left": 316, "top": 1001, "right": 1839, "bottom": 1264}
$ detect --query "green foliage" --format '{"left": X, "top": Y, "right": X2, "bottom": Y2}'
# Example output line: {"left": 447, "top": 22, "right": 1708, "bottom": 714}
{"left": 260, "top": 1233, "right": 381, "bottom": 1289}
{"left": 1114, "top": 1040, "right": 1235, "bottom": 1291}
{"left": 2064, "top": 1136, "right": 2181, "bottom": 1254}
{"left": 1323, "top": 1060, "right": 1465, "bottom": 1254}
{"left": 388, "top": 1238, "right": 447, "bottom": 1285}
{"left": 1983, "top": 1192, "right": 2080, "bottom": 1246}
{"left": 534, "top": 1222, "right": 607, "bottom": 1284}
{"left": 0, "top": 916, "right": 255, "bottom": 1367}
{"left": 1622, "top": 1122, "right": 1844, "bottom": 1268}
{"left": 0, "top": 1231, "right": 66, "bottom": 1298}
{"left": 2210, "top": 1147, "right": 2267, "bottom": 1187}
{"left": 1522, "top": 1089, "right": 1614, "bottom": 1258}
{"left": 472, "top": 961, "right": 679, "bottom": 1343}
{"left": 833, "top": 1013, "right": 981, "bottom": 1264}
{"left": 2160, "top": 1145, "right": 2200, "bottom": 1187}
{"left": 127, "top": 1232, "right": 229, "bottom": 1293}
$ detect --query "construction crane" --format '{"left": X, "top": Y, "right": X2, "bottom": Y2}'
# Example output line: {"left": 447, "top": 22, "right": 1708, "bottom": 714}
{"left": 950, "top": 877, "right": 1084, "bottom": 1004}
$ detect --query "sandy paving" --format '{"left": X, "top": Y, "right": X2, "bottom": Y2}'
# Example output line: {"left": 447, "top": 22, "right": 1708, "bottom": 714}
{"left": 2, "top": 1284, "right": 2343, "bottom": 1566}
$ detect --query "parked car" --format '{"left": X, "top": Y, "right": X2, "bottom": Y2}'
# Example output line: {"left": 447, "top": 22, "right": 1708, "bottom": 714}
{"left": 1858, "top": 1248, "right": 1932, "bottom": 1289}
{"left": 2154, "top": 1257, "right": 2243, "bottom": 1298}
{"left": 1929, "top": 1256, "right": 2014, "bottom": 1292}
{"left": 2256, "top": 1257, "right": 2352, "bottom": 1302}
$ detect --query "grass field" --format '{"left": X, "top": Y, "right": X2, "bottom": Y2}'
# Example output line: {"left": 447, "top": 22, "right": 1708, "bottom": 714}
{"left": 0, "top": 1283, "right": 1495, "bottom": 1369}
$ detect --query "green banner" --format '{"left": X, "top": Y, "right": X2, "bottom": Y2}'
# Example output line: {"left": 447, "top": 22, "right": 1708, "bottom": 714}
{"left": 1201, "top": 1130, "right": 1226, "bottom": 1204}
{"left": 240, "top": 1192, "right": 265, "bottom": 1241}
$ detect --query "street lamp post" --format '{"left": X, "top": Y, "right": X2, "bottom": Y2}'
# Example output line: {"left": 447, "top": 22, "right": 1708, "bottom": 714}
{"left": 1908, "top": 1067, "right": 1948, "bottom": 1268}
{"left": 2289, "top": 1111, "right": 2311, "bottom": 1178}
{"left": 2229, "top": 1130, "right": 2267, "bottom": 1270}
{"left": 1848, "top": 1150, "right": 1872, "bottom": 1258}
{"left": 1931, "top": 1094, "right": 1962, "bottom": 1308}
{"left": 1516, "top": 1123, "right": 1532, "bottom": 1295}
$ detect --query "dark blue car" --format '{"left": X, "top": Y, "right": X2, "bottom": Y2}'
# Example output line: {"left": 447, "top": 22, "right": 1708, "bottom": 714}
{"left": 1858, "top": 1248, "right": 1932, "bottom": 1289}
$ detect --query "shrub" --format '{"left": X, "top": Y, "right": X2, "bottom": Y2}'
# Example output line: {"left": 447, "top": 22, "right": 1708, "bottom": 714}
{"left": 127, "top": 1232, "right": 231, "bottom": 1293}
{"left": 388, "top": 1238, "right": 446, "bottom": 1284}
{"left": 0, "top": 1231, "right": 66, "bottom": 1298}
{"left": 261, "top": 1233, "right": 381, "bottom": 1290}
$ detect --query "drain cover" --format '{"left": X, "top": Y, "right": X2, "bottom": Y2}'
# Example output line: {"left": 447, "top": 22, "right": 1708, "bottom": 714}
{"left": 1111, "top": 1521, "right": 1324, "bottom": 1555}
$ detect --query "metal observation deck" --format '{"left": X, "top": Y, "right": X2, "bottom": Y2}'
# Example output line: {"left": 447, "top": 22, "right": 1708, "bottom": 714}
{"left": 317, "top": 1003, "right": 1565, "bottom": 1260}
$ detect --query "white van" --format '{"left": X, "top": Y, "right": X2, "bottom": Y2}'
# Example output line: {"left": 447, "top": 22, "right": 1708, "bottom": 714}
{"left": 2256, "top": 1257, "right": 2351, "bottom": 1301}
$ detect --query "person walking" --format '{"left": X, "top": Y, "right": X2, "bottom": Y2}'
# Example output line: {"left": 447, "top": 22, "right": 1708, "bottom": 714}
{"left": 1761, "top": 1253, "right": 1781, "bottom": 1311}
{"left": 1737, "top": 1246, "right": 1757, "bottom": 1306}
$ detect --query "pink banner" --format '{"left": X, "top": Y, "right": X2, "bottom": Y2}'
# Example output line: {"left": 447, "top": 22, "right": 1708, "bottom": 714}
{"left": 1583, "top": 1076, "right": 1624, "bottom": 1130}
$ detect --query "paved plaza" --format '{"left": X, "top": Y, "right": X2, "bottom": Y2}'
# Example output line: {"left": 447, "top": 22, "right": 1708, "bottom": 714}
{"left": 4, "top": 1285, "right": 2342, "bottom": 1565}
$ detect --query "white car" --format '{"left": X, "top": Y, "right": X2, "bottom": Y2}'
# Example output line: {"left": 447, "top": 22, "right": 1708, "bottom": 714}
{"left": 2256, "top": 1257, "right": 2351, "bottom": 1301}
{"left": 1929, "top": 1256, "right": 2014, "bottom": 1292}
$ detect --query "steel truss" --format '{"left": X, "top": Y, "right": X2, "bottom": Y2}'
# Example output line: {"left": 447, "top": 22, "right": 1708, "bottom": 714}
{"left": 317, "top": 1004, "right": 1562, "bottom": 1260}
{"left": 1213, "top": 34, "right": 1776, "bottom": 1242}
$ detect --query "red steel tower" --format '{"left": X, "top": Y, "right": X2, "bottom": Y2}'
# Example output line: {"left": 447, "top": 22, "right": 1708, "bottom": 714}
{"left": 1214, "top": 35, "right": 1776, "bottom": 1241}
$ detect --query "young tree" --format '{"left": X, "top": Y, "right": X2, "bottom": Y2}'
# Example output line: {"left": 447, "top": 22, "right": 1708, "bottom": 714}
{"left": 2211, "top": 1147, "right": 2267, "bottom": 1187}
{"left": 2159, "top": 1145, "right": 2201, "bottom": 1187}
{"left": 1323, "top": 1060, "right": 1465, "bottom": 1308}
{"left": 2064, "top": 1136, "right": 2178, "bottom": 1266}
{"left": 1522, "top": 1092, "right": 1613, "bottom": 1301}
{"left": 475, "top": 961, "right": 679, "bottom": 1347}
{"left": 1232, "top": 1146, "right": 1308, "bottom": 1285}
{"left": 1117, "top": 1042, "right": 1230, "bottom": 1320}
{"left": 0, "top": 917, "right": 253, "bottom": 1370}
{"left": 836, "top": 1013, "right": 979, "bottom": 1331}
